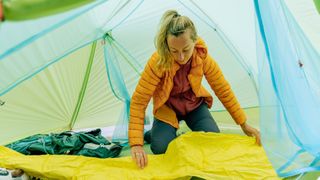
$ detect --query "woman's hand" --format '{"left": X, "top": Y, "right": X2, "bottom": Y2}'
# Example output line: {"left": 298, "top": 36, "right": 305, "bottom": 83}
{"left": 131, "top": 145, "right": 148, "bottom": 169}
{"left": 240, "top": 122, "right": 261, "bottom": 145}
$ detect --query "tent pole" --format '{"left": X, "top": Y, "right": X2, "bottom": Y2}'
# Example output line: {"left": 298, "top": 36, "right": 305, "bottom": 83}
{"left": 69, "top": 41, "right": 97, "bottom": 129}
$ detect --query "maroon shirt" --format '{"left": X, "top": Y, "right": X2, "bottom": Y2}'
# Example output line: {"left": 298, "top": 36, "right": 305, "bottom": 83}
{"left": 166, "top": 59, "right": 203, "bottom": 116}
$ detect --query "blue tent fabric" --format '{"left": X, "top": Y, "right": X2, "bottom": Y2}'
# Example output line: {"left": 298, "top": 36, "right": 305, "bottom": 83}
{"left": 254, "top": 0, "right": 320, "bottom": 177}
{"left": 103, "top": 34, "right": 151, "bottom": 143}
{"left": 103, "top": 34, "right": 131, "bottom": 142}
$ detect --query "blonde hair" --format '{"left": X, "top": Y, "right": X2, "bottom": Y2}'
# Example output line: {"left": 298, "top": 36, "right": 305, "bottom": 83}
{"left": 155, "top": 10, "right": 197, "bottom": 70}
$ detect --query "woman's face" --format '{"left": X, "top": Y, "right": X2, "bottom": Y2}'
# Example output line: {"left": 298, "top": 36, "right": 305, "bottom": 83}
{"left": 167, "top": 29, "right": 195, "bottom": 65}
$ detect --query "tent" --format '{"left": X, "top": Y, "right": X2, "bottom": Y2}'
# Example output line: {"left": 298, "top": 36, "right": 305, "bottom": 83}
{"left": 0, "top": 0, "right": 320, "bottom": 178}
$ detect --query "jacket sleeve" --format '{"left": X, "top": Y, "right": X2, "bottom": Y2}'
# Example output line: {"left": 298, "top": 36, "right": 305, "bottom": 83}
{"left": 129, "top": 54, "right": 161, "bottom": 147}
{"left": 203, "top": 54, "right": 247, "bottom": 125}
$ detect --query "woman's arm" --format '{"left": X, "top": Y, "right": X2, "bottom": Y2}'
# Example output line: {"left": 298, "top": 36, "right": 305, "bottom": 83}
{"left": 129, "top": 53, "right": 161, "bottom": 168}
{"left": 203, "top": 54, "right": 246, "bottom": 125}
{"left": 203, "top": 54, "right": 261, "bottom": 145}
{"left": 129, "top": 53, "right": 161, "bottom": 147}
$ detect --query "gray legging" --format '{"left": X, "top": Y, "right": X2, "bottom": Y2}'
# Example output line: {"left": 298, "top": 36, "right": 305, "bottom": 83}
{"left": 150, "top": 103, "right": 220, "bottom": 154}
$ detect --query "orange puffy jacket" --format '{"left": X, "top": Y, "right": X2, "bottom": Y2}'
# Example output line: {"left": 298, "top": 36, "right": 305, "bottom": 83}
{"left": 129, "top": 38, "right": 246, "bottom": 147}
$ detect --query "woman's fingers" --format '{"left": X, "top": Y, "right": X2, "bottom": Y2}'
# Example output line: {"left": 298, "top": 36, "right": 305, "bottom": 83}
{"left": 131, "top": 146, "right": 148, "bottom": 169}
{"left": 135, "top": 152, "right": 147, "bottom": 169}
{"left": 253, "top": 129, "right": 261, "bottom": 145}
{"left": 143, "top": 151, "right": 148, "bottom": 167}
{"left": 138, "top": 152, "right": 145, "bottom": 168}
{"left": 142, "top": 152, "right": 149, "bottom": 168}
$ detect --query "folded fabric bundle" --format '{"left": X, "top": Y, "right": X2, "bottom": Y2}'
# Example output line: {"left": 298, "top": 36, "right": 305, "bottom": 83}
{"left": 6, "top": 129, "right": 122, "bottom": 158}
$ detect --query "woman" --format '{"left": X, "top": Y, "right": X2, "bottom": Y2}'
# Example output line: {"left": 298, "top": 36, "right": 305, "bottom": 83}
{"left": 129, "top": 10, "right": 260, "bottom": 169}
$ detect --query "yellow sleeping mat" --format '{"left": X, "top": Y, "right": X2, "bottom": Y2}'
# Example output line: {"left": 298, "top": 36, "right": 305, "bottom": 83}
{"left": 0, "top": 132, "right": 279, "bottom": 179}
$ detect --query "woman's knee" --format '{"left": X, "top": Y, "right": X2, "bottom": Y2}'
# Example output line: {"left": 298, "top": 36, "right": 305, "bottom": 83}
{"left": 206, "top": 121, "right": 220, "bottom": 133}
{"left": 150, "top": 138, "right": 175, "bottom": 154}
{"left": 150, "top": 119, "right": 176, "bottom": 154}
